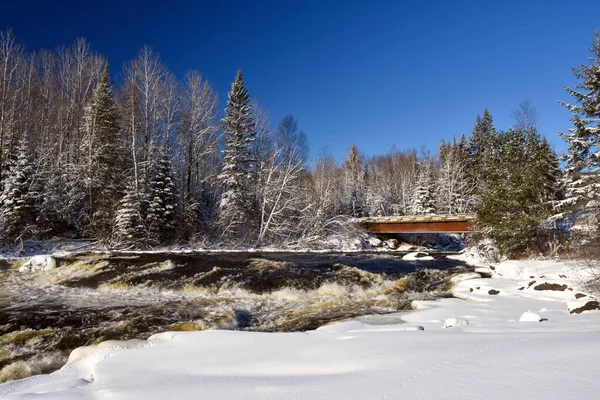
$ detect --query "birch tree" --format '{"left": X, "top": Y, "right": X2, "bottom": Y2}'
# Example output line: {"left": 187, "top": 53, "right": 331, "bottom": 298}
{"left": 256, "top": 116, "right": 308, "bottom": 244}
{"left": 437, "top": 138, "right": 477, "bottom": 214}
{"left": 176, "top": 71, "right": 219, "bottom": 236}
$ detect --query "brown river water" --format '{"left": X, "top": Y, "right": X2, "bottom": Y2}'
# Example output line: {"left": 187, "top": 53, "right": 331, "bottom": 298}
{"left": 0, "top": 251, "right": 469, "bottom": 382}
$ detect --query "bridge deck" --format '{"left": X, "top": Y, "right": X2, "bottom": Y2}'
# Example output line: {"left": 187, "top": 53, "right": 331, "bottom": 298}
{"left": 357, "top": 214, "right": 475, "bottom": 233}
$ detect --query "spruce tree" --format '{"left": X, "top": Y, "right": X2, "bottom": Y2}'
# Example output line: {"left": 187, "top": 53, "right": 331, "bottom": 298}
{"left": 469, "top": 109, "right": 495, "bottom": 169}
{"left": 37, "top": 170, "right": 73, "bottom": 236}
{"left": 476, "top": 129, "right": 556, "bottom": 256}
{"left": 539, "top": 138, "right": 562, "bottom": 208}
{"left": 558, "top": 31, "right": 600, "bottom": 211}
{"left": 411, "top": 160, "right": 436, "bottom": 215}
{"left": 0, "top": 136, "right": 38, "bottom": 238}
{"left": 113, "top": 176, "right": 146, "bottom": 247}
{"left": 145, "top": 145, "right": 179, "bottom": 244}
{"left": 365, "top": 187, "right": 386, "bottom": 217}
{"left": 343, "top": 144, "right": 366, "bottom": 217}
{"left": 79, "top": 62, "right": 122, "bottom": 236}
{"left": 218, "top": 70, "right": 257, "bottom": 238}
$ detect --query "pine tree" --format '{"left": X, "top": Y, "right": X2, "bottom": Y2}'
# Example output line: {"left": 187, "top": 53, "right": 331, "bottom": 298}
{"left": 0, "top": 136, "right": 38, "bottom": 238}
{"left": 539, "top": 138, "right": 562, "bottom": 208}
{"left": 469, "top": 109, "right": 495, "bottom": 168}
{"left": 144, "top": 145, "right": 179, "bottom": 244}
{"left": 79, "top": 62, "right": 122, "bottom": 236}
{"left": 476, "top": 129, "right": 556, "bottom": 256}
{"left": 411, "top": 159, "right": 436, "bottom": 215}
{"left": 63, "top": 164, "right": 90, "bottom": 234}
{"left": 113, "top": 176, "right": 146, "bottom": 247}
{"left": 343, "top": 144, "right": 366, "bottom": 217}
{"left": 218, "top": 70, "right": 257, "bottom": 238}
{"left": 558, "top": 31, "right": 600, "bottom": 211}
{"left": 37, "top": 170, "right": 69, "bottom": 236}
{"left": 365, "top": 187, "right": 386, "bottom": 217}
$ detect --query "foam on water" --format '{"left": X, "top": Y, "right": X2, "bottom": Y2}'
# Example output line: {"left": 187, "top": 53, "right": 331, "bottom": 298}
{"left": 0, "top": 251, "right": 468, "bottom": 382}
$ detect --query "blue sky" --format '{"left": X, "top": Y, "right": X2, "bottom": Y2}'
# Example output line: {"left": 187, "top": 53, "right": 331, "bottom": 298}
{"left": 2, "top": 0, "right": 600, "bottom": 162}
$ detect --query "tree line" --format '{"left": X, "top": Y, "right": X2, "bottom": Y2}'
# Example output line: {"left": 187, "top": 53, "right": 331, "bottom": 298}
{"left": 0, "top": 28, "right": 598, "bottom": 256}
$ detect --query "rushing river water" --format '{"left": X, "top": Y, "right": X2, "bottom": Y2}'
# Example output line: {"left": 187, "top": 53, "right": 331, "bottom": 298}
{"left": 0, "top": 251, "right": 469, "bottom": 382}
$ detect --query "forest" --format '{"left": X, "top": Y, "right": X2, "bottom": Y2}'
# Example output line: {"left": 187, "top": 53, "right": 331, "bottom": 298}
{"left": 0, "top": 28, "right": 599, "bottom": 256}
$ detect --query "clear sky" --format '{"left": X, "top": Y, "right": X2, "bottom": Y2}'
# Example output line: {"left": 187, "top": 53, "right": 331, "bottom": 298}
{"left": 2, "top": 0, "right": 600, "bottom": 162}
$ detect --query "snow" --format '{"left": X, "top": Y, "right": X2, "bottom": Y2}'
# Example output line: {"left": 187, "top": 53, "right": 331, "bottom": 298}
{"left": 518, "top": 310, "right": 543, "bottom": 322}
{"left": 18, "top": 255, "right": 57, "bottom": 272}
{"left": 441, "top": 317, "right": 469, "bottom": 328}
{"left": 2, "top": 259, "right": 600, "bottom": 399}
{"left": 474, "top": 266, "right": 493, "bottom": 276}
{"left": 402, "top": 251, "right": 434, "bottom": 261}
{"left": 67, "top": 340, "right": 149, "bottom": 364}
{"left": 450, "top": 271, "right": 481, "bottom": 283}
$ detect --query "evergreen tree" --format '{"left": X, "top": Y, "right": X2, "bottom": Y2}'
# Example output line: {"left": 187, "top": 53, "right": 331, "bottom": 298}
{"left": 411, "top": 159, "right": 436, "bottom": 215}
{"left": 539, "top": 138, "right": 563, "bottom": 207}
{"left": 113, "top": 176, "right": 146, "bottom": 247}
{"left": 0, "top": 136, "right": 38, "bottom": 238}
{"left": 558, "top": 31, "right": 600, "bottom": 211}
{"left": 458, "top": 132, "right": 470, "bottom": 156}
{"left": 343, "top": 144, "right": 366, "bottom": 217}
{"left": 476, "top": 129, "right": 556, "bottom": 256}
{"left": 37, "top": 170, "right": 74, "bottom": 236}
{"left": 63, "top": 164, "right": 90, "bottom": 235}
{"left": 469, "top": 109, "right": 495, "bottom": 168}
{"left": 218, "top": 70, "right": 257, "bottom": 238}
{"left": 79, "top": 63, "right": 123, "bottom": 236}
{"left": 144, "top": 145, "right": 179, "bottom": 244}
{"left": 365, "top": 187, "right": 386, "bottom": 217}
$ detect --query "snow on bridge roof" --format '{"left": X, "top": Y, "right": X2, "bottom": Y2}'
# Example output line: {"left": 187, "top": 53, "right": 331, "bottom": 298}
{"left": 356, "top": 214, "right": 476, "bottom": 224}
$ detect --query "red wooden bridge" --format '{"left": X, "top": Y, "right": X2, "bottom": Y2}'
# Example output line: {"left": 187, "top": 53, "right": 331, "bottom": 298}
{"left": 357, "top": 214, "right": 476, "bottom": 233}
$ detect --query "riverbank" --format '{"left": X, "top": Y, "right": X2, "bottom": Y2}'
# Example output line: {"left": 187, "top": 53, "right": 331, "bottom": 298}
{"left": 0, "top": 231, "right": 461, "bottom": 260}
{"left": 2, "top": 257, "right": 598, "bottom": 399}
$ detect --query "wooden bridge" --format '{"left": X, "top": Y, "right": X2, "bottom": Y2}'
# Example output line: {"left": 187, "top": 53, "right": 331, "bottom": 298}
{"left": 357, "top": 214, "right": 476, "bottom": 233}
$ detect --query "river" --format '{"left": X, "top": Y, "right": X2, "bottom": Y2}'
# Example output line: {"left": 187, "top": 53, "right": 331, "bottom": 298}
{"left": 0, "top": 251, "right": 469, "bottom": 382}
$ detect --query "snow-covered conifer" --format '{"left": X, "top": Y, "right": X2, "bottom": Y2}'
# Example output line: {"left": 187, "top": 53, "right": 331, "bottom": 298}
{"left": 558, "top": 31, "right": 600, "bottom": 211}
{"left": 113, "top": 177, "right": 146, "bottom": 247}
{"left": 411, "top": 160, "right": 436, "bottom": 215}
{"left": 469, "top": 109, "right": 495, "bottom": 168}
{"left": 343, "top": 144, "right": 365, "bottom": 217}
{"left": 476, "top": 129, "right": 556, "bottom": 256}
{"left": 0, "top": 136, "right": 38, "bottom": 238}
{"left": 145, "top": 145, "right": 179, "bottom": 244}
{"left": 37, "top": 171, "right": 69, "bottom": 236}
{"left": 79, "top": 62, "right": 123, "bottom": 236}
{"left": 218, "top": 70, "right": 257, "bottom": 238}
{"left": 365, "top": 187, "right": 386, "bottom": 217}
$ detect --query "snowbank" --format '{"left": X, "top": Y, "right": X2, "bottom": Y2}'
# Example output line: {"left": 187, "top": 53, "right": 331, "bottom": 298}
{"left": 1, "top": 260, "right": 599, "bottom": 399}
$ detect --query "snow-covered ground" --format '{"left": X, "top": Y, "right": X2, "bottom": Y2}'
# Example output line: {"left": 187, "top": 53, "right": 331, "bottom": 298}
{"left": 1, "top": 257, "right": 599, "bottom": 399}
